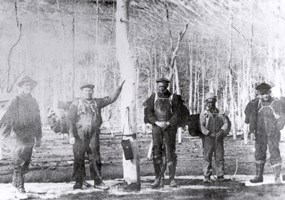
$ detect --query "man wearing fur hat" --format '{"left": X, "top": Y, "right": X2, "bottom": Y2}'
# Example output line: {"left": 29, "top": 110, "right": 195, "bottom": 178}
{"left": 200, "top": 92, "right": 229, "bottom": 183}
{"left": 247, "top": 83, "right": 285, "bottom": 183}
{"left": 0, "top": 76, "right": 42, "bottom": 199}
{"left": 67, "top": 81, "right": 124, "bottom": 190}
{"left": 144, "top": 77, "right": 183, "bottom": 188}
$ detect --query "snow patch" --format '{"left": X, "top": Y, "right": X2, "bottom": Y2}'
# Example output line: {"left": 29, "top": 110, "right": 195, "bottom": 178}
{"left": 0, "top": 175, "right": 283, "bottom": 199}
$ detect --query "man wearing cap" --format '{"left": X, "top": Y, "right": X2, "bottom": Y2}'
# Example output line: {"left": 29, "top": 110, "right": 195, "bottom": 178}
{"left": 246, "top": 83, "right": 285, "bottom": 183}
{"left": 0, "top": 76, "right": 42, "bottom": 198}
{"left": 144, "top": 77, "right": 183, "bottom": 188}
{"left": 67, "top": 81, "right": 125, "bottom": 190}
{"left": 199, "top": 92, "right": 229, "bottom": 183}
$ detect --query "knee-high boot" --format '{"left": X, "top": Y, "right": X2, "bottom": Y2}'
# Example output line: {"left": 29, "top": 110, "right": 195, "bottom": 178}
{"left": 169, "top": 163, "right": 177, "bottom": 187}
{"left": 151, "top": 163, "right": 163, "bottom": 189}
{"left": 15, "top": 173, "right": 28, "bottom": 199}
{"left": 250, "top": 163, "right": 264, "bottom": 183}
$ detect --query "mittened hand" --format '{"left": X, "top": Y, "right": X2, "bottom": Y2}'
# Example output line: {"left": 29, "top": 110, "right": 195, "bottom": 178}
{"left": 155, "top": 121, "right": 164, "bottom": 128}
{"left": 209, "top": 132, "right": 216, "bottom": 138}
{"left": 163, "top": 121, "right": 171, "bottom": 130}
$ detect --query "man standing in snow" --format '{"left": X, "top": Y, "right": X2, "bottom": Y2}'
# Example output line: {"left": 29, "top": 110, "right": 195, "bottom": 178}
{"left": 200, "top": 92, "right": 229, "bottom": 183}
{"left": 68, "top": 81, "right": 124, "bottom": 190}
{"left": 0, "top": 76, "right": 42, "bottom": 199}
{"left": 245, "top": 83, "right": 285, "bottom": 183}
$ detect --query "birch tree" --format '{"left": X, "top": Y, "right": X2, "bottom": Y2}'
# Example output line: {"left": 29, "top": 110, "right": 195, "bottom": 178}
{"left": 116, "top": 0, "right": 140, "bottom": 191}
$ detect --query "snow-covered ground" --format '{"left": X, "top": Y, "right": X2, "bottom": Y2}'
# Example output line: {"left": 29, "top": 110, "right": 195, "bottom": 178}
{"left": 0, "top": 175, "right": 284, "bottom": 200}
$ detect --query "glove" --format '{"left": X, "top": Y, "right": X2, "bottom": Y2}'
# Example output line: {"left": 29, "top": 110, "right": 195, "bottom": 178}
{"left": 69, "top": 137, "right": 75, "bottom": 145}
{"left": 209, "top": 132, "right": 216, "bottom": 138}
{"left": 216, "top": 130, "right": 225, "bottom": 139}
{"left": 163, "top": 122, "right": 171, "bottom": 130}
{"left": 155, "top": 121, "right": 166, "bottom": 129}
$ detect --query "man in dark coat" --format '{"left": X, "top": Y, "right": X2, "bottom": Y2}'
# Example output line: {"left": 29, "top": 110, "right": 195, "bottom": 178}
{"left": 245, "top": 83, "right": 285, "bottom": 183}
{"left": 0, "top": 76, "right": 42, "bottom": 199}
{"left": 67, "top": 81, "right": 124, "bottom": 190}
{"left": 199, "top": 92, "right": 229, "bottom": 183}
{"left": 144, "top": 77, "right": 183, "bottom": 188}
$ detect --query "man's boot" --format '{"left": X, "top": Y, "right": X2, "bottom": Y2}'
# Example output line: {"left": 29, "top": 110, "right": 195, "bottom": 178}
{"left": 273, "top": 165, "right": 281, "bottom": 183}
{"left": 169, "top": 164, "right": 177, "bottom": 187}
{"left": 73, "top": 179, "right": 83, "bottom": 190}
{"left": 151, "top": 164, "right": 163, "bottom": 189}
{"left": 15, "top": 173, "right": 28, "bottom": 200}
{"left": 250, "top": 163, "right": 264, "bottom": 183}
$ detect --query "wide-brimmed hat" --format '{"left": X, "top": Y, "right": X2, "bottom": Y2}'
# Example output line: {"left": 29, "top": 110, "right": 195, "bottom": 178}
{"left": 156, "top": 77, "right": 170, "bottom": 83}
{"left": 80, "top": 83, "right": 94, "bottom": 90}
{"left": 17, "top": 76, "right": 38, "bottom": 88}
{"left": 205, "top": 92, "right": 217, "bottom": 101}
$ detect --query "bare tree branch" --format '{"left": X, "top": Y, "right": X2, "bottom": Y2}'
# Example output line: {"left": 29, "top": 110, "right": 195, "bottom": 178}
{"left": 167, "top": 21, "right": 189, "bottom": 80}
{"left": 7, "top": 1, "right": 22, "bottom": 93}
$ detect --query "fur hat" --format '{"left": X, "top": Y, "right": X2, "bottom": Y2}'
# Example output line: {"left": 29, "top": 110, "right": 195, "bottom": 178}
{"left": 205, "top": 92, "right": 217, "bottom": 101}
{"left": 255, "top": 83, "right": 272, "bottom": 94}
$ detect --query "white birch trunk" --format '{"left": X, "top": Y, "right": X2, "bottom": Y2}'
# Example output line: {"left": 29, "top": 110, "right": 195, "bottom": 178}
{"left": 188, "top": 42, "right": 193, "bottom": 114}
{"left": 116, "top": 0, "right": 140, "bottom": 190}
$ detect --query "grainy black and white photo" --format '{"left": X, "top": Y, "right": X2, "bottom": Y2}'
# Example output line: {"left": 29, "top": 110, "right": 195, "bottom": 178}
{"left": 0, "top": 0, "right": 285, "bottom": 199}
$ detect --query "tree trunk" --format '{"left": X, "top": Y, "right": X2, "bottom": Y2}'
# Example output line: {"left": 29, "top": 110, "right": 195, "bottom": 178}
{"left": 188, "top": 41, "right": 193, "bottom": 114}
{"left": 116, "top": 0, "right": 140, "bottom": 191}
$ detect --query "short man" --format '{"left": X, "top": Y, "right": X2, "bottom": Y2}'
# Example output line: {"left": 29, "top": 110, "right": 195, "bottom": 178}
{"left": 200, "top": 92, "right": 229, "bottom": 183}
{"left": 144, "top": 77, "right": 183, "bottom": 188}
{"left": 245, "top": 83, "right": 285, "bottom": 183}
{"left": 67, "top": 81, "right": 124, "bottom": 190}
{"left": 0, "top": 76, "right": 42, "bottom": 199}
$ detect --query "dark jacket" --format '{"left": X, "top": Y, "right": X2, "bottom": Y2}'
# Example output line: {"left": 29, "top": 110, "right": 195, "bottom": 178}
{"left": 144, "top": 90, "right": 182, "bottom": 126}
{"left": 245, "top": 97, "right": 285, "bottom": 133}
{"left": 0, "top": 93, "right": 42, "bottom": 142}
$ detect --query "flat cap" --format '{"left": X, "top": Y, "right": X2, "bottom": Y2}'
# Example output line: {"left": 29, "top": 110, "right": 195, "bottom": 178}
{"left": 80, "top": 83, "right": 94, "bottom": 90}
{"left": 255, "top": 83, "right": 272, "bottom": 93}
{"left": 156, "top": 77, "right": 170, "bottom": 83}
{"left": 17, "top": 76, "right": 38, "bottom": 88}
{"left": 205, "top": 92, "right": 217, "bottom": 101}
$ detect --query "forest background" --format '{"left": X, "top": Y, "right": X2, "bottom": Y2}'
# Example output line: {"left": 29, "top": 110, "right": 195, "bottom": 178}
{"left": 1, "top": 0, "right": 285, "bottom": 139}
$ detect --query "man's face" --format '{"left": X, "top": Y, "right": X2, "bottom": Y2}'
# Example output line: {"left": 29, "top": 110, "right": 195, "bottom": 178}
{"left": 260, "top": 91, "right": 271, "bottom": 101}
{"left": 206, "top": 98, "right": 216, "bottom": 109}
{"left": 81, "top": 88, "right": 93, "bottom": 100}
{"left": 157, "top": 82, "right": 168, "bottom": 93}
{"left": 22, "top": 83, "right": 33, "bottom": 94}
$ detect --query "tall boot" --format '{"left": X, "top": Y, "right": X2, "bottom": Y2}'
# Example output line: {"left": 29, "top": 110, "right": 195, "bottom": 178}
{"left": 273, "top": 165, "right": 281, "bottom": 183}
{"left": 169, "top": 164, "right": 177, "bottom": 187}
{"left": 250, "top": 163, "right": 264, "bottom": 183}
{"left": 151, "top": 164, "right": 162, "bottom": 189}
{"left": 15, "top": 173, "right": 28, "bottom": 200}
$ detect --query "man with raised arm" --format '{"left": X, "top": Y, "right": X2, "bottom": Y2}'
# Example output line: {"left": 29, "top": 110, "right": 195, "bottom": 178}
{"left": 67, "top": 81, "right": 124, "bottom": 190}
